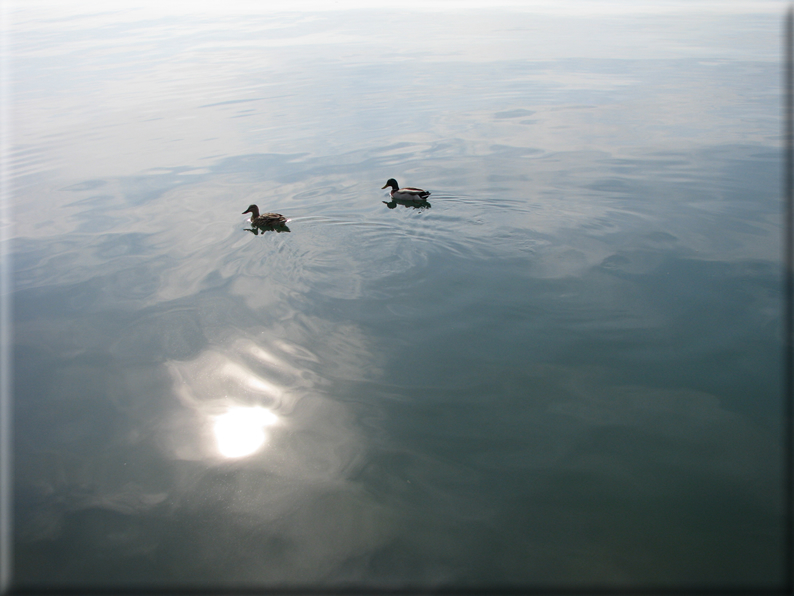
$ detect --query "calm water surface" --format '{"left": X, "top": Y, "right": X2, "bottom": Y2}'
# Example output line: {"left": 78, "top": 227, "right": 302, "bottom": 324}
{"left": 6, "top": 1, "right": 787, "bottom": 589}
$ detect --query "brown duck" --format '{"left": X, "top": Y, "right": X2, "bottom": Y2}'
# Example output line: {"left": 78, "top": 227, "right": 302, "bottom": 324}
{"left": 242, "top": 204, "right": 288, "bottom": 227}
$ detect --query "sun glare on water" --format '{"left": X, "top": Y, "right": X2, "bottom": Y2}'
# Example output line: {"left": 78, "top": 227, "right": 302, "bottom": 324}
{"left": 213, "top": 406, "right": 279, "bottom": 458}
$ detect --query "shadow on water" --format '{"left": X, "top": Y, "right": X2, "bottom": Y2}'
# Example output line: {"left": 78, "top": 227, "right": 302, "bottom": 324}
{"left": 245, "top": 224, "right": 291, "bottom": 235}
{"left": 383, "top": 198, "right": 432, "bottom": 210}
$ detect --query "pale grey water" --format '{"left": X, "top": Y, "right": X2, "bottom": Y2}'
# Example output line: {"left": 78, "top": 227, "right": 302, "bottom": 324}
{"left": 5, "top": 1, "right": 788, "bottom": 590}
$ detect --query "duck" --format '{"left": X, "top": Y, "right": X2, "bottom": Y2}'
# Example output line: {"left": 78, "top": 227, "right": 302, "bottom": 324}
{"left": 381, "top": 178, "right": 430, "bottom": 201}
{"left": 242, "top": 204, "right": 288, "bottom": 227}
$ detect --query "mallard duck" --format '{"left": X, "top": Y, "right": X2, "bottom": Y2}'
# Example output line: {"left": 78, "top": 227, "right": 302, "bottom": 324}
{"left": 242, "top": 204, "right": 288, "bottom": 227}
{"left": 382, "top": 178, "right": 430, "bottom": 201}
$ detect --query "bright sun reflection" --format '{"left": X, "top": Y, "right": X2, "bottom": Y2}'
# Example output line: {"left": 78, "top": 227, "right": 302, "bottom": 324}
{"left": 213, "top": 406, "right": 279, "bottom": 459}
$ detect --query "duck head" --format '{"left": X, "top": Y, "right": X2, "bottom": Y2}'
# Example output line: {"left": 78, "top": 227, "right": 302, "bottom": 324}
{"left": 242, "top": 204, "right": 260, "bottom": 218}
{"left": 382, "top": 179, "right": 399, "bottom": 191}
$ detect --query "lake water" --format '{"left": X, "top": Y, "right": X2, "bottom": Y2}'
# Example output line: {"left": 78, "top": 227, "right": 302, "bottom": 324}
{"left": 4, "top": 0, "right": 789, "bottom": 590}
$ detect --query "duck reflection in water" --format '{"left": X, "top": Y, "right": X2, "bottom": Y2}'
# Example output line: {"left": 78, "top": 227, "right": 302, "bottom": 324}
{"left": 245, "top": 224, "right": 290, "bottom": 234}
{"left": 242, "top": 204, "right": 291, "bottom": 234}
{"left": 383, "top": 197, "right": 431, "bottom": 210}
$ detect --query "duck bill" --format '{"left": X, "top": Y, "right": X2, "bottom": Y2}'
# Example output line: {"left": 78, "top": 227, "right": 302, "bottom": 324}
{"left": 381, "top": 184, "right": 389, "bottom": 189}
{"left": 242, "top": 209, "right": 251, "bottom": 214}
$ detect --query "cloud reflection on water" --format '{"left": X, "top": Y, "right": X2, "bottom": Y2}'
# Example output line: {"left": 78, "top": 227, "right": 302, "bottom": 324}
{"left": 165, "top": 347, "right": 287, "bottom": 462}
{"left": 162, "top": 327, "right": 376, "bottom": 476}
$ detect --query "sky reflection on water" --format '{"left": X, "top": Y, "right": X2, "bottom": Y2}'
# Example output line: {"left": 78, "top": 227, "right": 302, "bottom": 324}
{"left": 212, "top": 406, "right": 279, "bottom": 459}
{"left": 6, "top": 0, "right": 788, "bottom": 590}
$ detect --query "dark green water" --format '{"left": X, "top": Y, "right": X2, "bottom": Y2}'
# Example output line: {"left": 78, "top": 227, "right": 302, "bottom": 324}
{"left": 5, "top": 2, "right": 787, "bottom": 589}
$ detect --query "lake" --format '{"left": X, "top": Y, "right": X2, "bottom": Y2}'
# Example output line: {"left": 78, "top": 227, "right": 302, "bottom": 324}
{"left": 4, "top": 0, "right": 788, "bottom": 590}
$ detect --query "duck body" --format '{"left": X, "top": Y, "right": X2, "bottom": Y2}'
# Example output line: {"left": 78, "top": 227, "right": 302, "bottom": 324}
{"left": 242, "top": 204, "right": 288, "bottom": 227}
{"left": 382, "top": 178, "right": 430, "bottom": 201}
